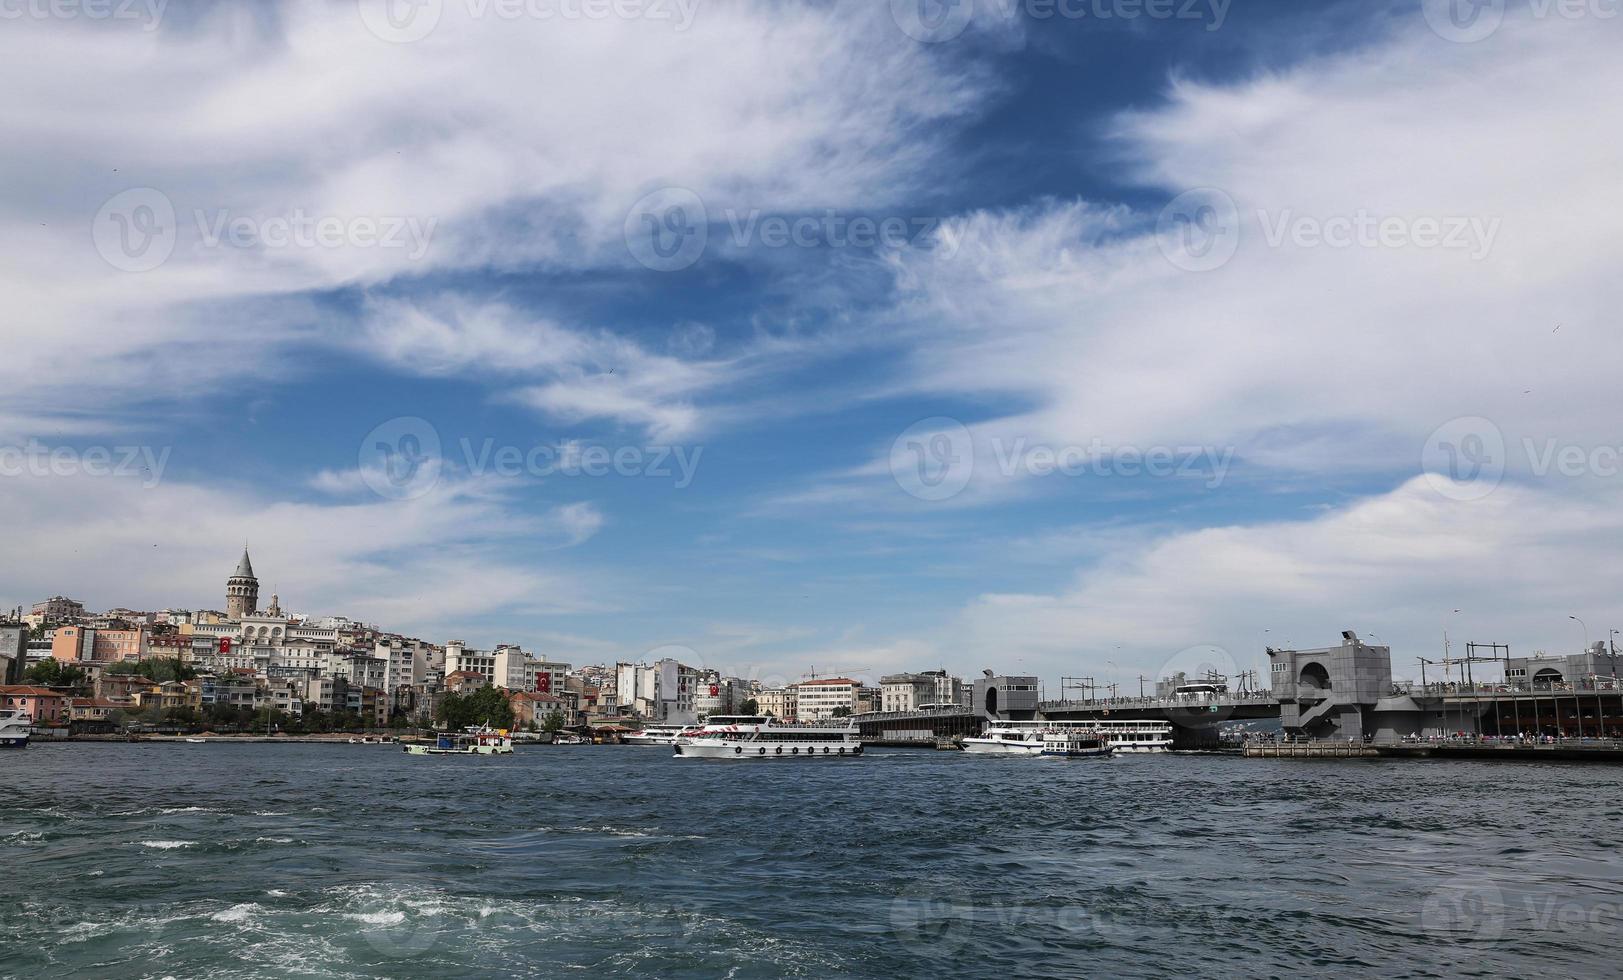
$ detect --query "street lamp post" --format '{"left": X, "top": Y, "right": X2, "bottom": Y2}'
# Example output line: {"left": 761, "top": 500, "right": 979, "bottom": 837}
{"left": 1570, "top": 616, "right": 1589, "bottom": 738}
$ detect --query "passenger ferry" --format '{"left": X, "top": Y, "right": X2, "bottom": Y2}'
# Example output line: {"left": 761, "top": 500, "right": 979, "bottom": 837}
{"left": 964, "top": 719, "right": 1172, "bottom": 755}
{"left": 672, "top": 715, "right": 864, "bottom": 760}
{"left": 623, "top": 724, "right": 689, "bottom": 746}
{"left": 1040, "top": 731, "right": 1114, "bottom": 759}
{"left": 0, "top": 709, "right": 32, "bottom": 749}
{"left": 403, "top": 726, "right": 514, "bottom": 755}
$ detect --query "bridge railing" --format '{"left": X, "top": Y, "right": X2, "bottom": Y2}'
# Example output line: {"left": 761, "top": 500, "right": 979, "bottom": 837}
{"left": 1041, "top": 692, "right": 1279, "bottom": 712}
{"left": 1390, "top": 678, "right": 1623, "bottom": 698}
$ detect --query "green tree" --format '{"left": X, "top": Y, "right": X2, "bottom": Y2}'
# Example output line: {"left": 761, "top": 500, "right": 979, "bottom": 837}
{"left": 739, "top": 698, "right": 759, "bottom": 715}
{"left": 104, "top": 658, "right": 195, "bottom": 683}
{"left": 23, "top": 659, "right": 87, "bottom": 693}
{"left": 832, "top": 706, "right": 852, "bottom": 718}
{"left": 541, "top": 708, "right": 566, "bottom": 734}
{"left": 438, "top": 687, "right": 514, "bottom": 730}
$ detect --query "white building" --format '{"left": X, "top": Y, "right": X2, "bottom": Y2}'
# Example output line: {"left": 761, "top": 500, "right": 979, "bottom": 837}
{"left": 444, "top": 641, "right": 497, "bottom": 686}
{"left": 794, "top": 677, "right": 860, "bottom": 721}
{"left": 879, "top": 670, "right": 968, "bottom": 712}
{"left": 614, "top": 659, "right": 699, "bottom": 723}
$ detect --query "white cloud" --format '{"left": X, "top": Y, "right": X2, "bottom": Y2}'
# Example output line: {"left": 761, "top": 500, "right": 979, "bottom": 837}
{"left": 875, "top": 10, "right": 1623, "bottom": 502}
{"left": 0, "top": 1, "right": 992, "bottom": 433}
{"left": 950, "top": 477, "right": 1623, "bottom": 683}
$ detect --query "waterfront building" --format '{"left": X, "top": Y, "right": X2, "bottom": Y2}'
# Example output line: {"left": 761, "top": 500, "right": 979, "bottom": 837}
{"left": 614, "top": 659, "right": 700, "bottom": 723}
{"left": 757, "top": 686, "right": 796, "bottom": 721}
{"left": 879, "top": 669, "right": 970, "bottom": 712}
{"left": 0, "top": 685, "right": 66, "bottom": 724}
{"left": 794, "top": 677, "right": 861, "bottom": 721}
{"left": 509, "top": 690, "right": 570, "bottom": 729}
{"left": 444, "top": 641, "right": 497, "bottom": 686}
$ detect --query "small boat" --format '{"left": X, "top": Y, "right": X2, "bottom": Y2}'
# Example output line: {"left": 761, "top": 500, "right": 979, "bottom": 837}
{"left": 0, "top": 710, "right": 32, "bottom": 749}
{"left": 672, "top": 715, "right": 865, "bottom": 760}
{"left": 1039, "top": 731, "right": 1114, "bottom": 759}
{"left": 623, "top": 724, "right": 688, "bottom": 746}
{"left": 184, "top": 737, "right": 208, "bottom": 744}
{"left": 403, "top": 726, "right": 513, "bottom": 755}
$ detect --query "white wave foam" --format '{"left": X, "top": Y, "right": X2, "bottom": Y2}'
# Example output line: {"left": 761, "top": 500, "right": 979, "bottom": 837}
{"left": 255, "top": 837, "right": 294, "bottom": 844}
{"left": 211, "top": 903, "right": 261, "bottom": 924}
{"left": 347, "top": 910, "right": 406, "bottom": 926}
{"left": 139, "top": 840, "right": 195, "bottom": 849}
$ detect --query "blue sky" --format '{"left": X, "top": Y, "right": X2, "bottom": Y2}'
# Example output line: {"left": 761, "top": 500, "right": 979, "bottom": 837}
{"left": 4, "top": 0, "right": 1622, "bottom": 691}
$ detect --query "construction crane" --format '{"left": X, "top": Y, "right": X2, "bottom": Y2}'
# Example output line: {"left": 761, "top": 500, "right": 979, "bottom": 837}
{"left": 802, "top": 665, "right": 872, "bottom": 681}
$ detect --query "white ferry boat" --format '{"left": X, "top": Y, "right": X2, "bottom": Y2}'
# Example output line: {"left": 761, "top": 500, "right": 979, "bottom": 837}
{"left": 0, "top": 709, "right": 32, "bottom": 749}
{"left": 1040, "top": 731, "right": 1114, "bottom": 759}
{"left": 623, "top": 724, "right": 689, "bottom": 746}
{"left": 672, "top": 715, "right": 864, "bottom": 760}
{"left": 403, "top": 726, "right": 514, "bottom": 756}
{"left": 964, "top": 719, "right": 1172, "bottom": 755}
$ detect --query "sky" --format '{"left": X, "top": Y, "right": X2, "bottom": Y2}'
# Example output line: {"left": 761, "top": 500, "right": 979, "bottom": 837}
{"left": 3, "top": 0, "right": 1620, "bottom": 694}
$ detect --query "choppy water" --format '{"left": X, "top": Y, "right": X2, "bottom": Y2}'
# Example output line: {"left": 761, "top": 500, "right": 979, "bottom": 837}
{"left": 5, "top": 744, "right": 1623, "bottom": 978}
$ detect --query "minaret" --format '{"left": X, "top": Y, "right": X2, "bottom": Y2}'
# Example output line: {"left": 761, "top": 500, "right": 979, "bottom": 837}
{"left": 226, "top": 547, "right": 260, "bottom": 619}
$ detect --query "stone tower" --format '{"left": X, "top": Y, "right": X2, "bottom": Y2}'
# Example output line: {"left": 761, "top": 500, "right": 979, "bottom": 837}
{"left": 226, "top": 547, "right": 259, "bottom": 619}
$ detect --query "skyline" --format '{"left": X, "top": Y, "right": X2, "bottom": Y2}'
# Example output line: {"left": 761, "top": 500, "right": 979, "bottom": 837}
{"left": 4, "top": 0, "right": 1622, "bottom": 691}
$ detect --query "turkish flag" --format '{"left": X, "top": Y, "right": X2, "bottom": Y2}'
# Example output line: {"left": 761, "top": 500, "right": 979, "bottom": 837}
{"left": 709, "top": 684, "right": 719, "bottom": 697}
{"left": 219, "top": 638, "right": 232, "bottom": 654}
{"left": 536, "top": 673, "right": 551, "bottom": 693}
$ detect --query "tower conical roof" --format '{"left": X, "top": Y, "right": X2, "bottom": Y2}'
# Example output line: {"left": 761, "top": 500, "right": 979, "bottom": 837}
{"left": 232, "top": 547, "right": 256, "bottom": 580}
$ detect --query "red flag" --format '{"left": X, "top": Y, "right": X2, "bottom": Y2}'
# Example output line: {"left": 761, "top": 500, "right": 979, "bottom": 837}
{"left": 219, "top": 638, "right": 232, "bottom": 654}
